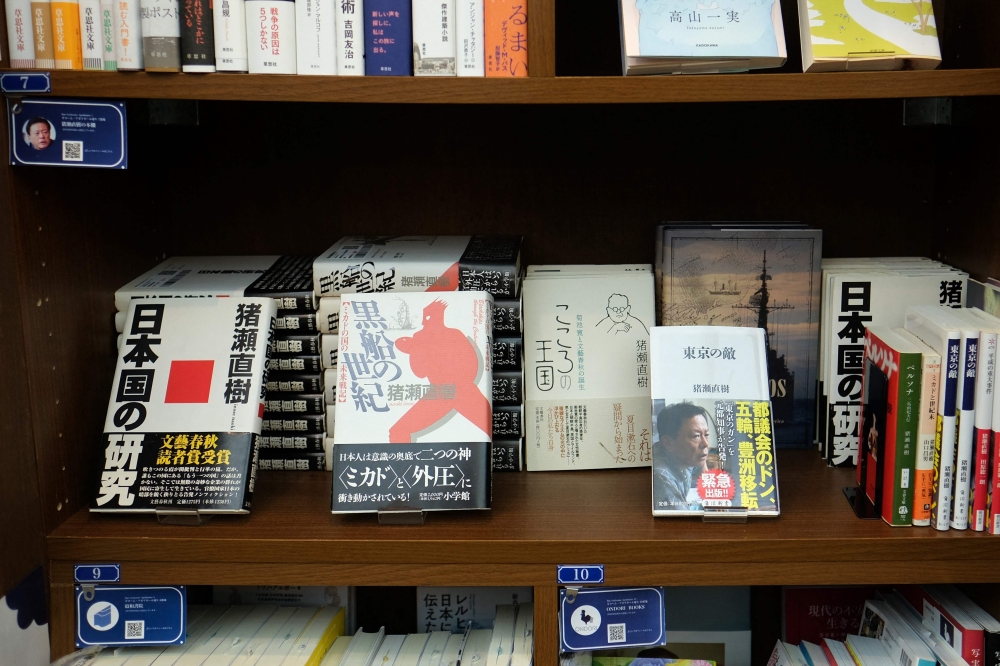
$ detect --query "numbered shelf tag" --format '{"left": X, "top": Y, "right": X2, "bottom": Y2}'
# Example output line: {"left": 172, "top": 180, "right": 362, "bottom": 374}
{"left": 557, "top": 565, "right": 604, "bottom": 585}
{"left": 76, "top": 585, "right": 186, "bottom": 648}
{"left": 74, "top": 564, "right": 120, "bottom": 583}
{"left": 559, "top": 586, "right": 665, "bottom": 652}
{"left": 0, "top": 72, "right": 51, "bottom": 94}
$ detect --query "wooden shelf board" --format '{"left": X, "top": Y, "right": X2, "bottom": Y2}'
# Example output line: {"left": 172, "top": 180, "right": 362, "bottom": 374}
{"left": 47, "top": 450, "right": 1000, "bottom": 583}
{"left": 27, "top": 68, "right": 1000, "bottom": 103}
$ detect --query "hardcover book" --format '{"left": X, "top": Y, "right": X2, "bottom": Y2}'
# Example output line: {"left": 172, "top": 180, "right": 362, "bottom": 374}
{"left": 523, "top": 266, "right": 655, "bottom": 471}
{"left": 334, "top": 0, "right": 363, "bottom": 74}
{"left": 649, "top": 326, "right": 778, "bottom": 517}
{"left": 797, "top": 0, "right": 940, "bottom": 72}
{"left": 296, "top": 0, "right": 336, "bottom": 74}
{"left": 484, "top": 0, "right": 526, "bottom": 76}
{"left": 619, "top": 0, "right": 787, "bottom": 74}
{"left": 659, "top": 227, "right": 822, "bottom": 449}
{"left": 213, "top": 0, "right": 248, "bottom": 70}
{"left": 333, "top": 291, "right": 494, "bottom": 444}
{"left": 856, "top": 326, "right": 922, "bottom": 527}
{"left": 413, "top": 0, "right": 456, "bottom": 75}
{"left": 181, "top": 0, "right": 216, "bottom": 71}
{"left": 91, "top": 297, "right": 276, "bottom": 514}
{"left": 365, "top": 0, "right": 412, "bottom": 75}
{"left": 140, "top": 0, "right": 181, "bottom": 70}
{"left": 246, "top": 0, "right": 296, "bottom": 73}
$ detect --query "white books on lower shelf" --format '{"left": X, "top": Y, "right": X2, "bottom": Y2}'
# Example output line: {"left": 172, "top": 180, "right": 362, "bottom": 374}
{"left": 413, "top": 0, "right": 455, "bottom": 75}
{"left": 175, "top": 605, "right": 254, "bottom": 665}
{"left": 392, "top": 633, "right": 431, "bottom": 666}
{"left": 341, "top": 628, "right": 386, "bottom": 666}
{"left": 511, "top": 604, "right": 533, "bottom": 666}
{"left": 148, "top": 606, "right": 228, "bottom": 665}
{"left": 295, "top": 0, "right": 335, "bottom": 74}
{"left": 246, "top": 0, "right": 296, "bottom": 73}
{"left": 280, "top": 606, "right": 346, "bottom": 666}
{"left": 214, "top": 0, "right": 249, "bottom": 70}
{"left": 523, "top": 266, "right": 655, "bottom": 471}
{"left": 370, "top": 635, "right": 406, "bottom": 666}
{"left": 203, "top": 605, "right": 279, "bottom": 665}
{"left": 256, "top": 608, "right": 320, "bottom": 666}
{"left": 455, "top": 0, "right": 482, "bottom": 76}
{"left": 415, "top": 632, "right": 451, "bottom": 666}
{"left": 227, "top": 607, "right": 300, "bottom": 666}
{"left": 320, "top": 635, "right": 354, "bottom": 666}
{"left": 440, "top": 634, "right": 464, "bottom": 666}
{"left": 334, "top": 0, "right": 363, "bottom": 74}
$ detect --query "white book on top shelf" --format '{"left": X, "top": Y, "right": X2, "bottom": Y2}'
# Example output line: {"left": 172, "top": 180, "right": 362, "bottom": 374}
{"left": 295, "top": 0, "right": 335, "bottom": 74}
{"left": 214, "top": 0, "right": 249, "bottom": 70}
{"left": 334, "top": 0, "right": 362, "bottom": 74}
{"left": 6, "top": 0, "right": 36, "bottom": 67}
{"left": 413, "top": 0, "right": 455, "bottom": 76}
{"left": 245, "top": 0, "right": 296, "bottom": 73}
{"left": 79, "top": 0, "right": 103, "bottom": 68}
{"left": 112, "top": 0, "right": 143, "bottom": 69}
{"left": 454, "top": 0, "right": 482, "bottom": 76}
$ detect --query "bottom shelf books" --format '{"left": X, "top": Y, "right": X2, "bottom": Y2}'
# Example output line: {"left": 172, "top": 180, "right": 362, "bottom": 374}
{"left": 59, "top": 602, "right": 534, "bottom": 666}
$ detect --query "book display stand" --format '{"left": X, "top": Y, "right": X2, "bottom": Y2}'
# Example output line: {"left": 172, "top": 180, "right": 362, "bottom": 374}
{"left": 2, "top": 2, "right": 1000, "bottom": 665}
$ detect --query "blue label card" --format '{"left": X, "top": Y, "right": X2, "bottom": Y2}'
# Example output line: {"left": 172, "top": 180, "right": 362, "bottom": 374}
{"left": 74, "top": 565, "right": 121, "bottom": 583}
{"left": 76, "top": 585, "right": 185, "bottom": 648}
{"left": 0, "top": 72, "right": 51, "bottom": 94}
{"left": 557, "top": 565, "right": 605, "bottom": 585}
{"left": 9, "top": 97, "right": 127, "bottom": 168}
{"left": 559, "top": 586, "right": 666, "bottom": 652}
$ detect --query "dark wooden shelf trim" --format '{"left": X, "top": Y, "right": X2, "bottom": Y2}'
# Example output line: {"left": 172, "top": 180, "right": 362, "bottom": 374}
{"left": 20, "top": 68, "right": 1000, "bottom": 104}
{"left": 47, "top": 450, "right": 1000, "bottom": 578}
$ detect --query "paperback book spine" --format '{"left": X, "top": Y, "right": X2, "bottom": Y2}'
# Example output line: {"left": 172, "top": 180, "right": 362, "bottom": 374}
{"left": 334, "top": 0, "right": 362, "bottom": 74}
{"left": 455, "top": 0, "right": 482, "bottom": 76}
{"left": 931, "top": 338, "right": 961, "bottom": 531}
{"left": 140, "top": 0, "right": 181, "bottom": 70}
{"left": 364, "top": 0, "right": 411, "bottom": 75}
{"left": 79, "top": 0, "right": 103, "bottom": 68}
{"left": 266, "top": 372, "right": 323, "bottom": 394}
{"left": 261, "top": 414, "right": 326, "bottom": 434}
{"left": 258, "top": 451, "right": 326, "bottom": 470}
{"left": 245, "top": 0, "right": 295, "bottom": 73}
{"left": 259, "top": 434, "right": 325, "bottom": 452}
{"left": 492, "top": 371, "right": 522, "bottom": 406}
{"left": 321, "top": 334, "right": 339, "bottom": 369}
{"left": 31, "top": 0, "right": 56, "bottom": 68}
{"left": 412, "top": 0, "right": 455, "bottom": 76}
{"left": 458, "top": 236, "right": 521, "bottom": 297}
{"left": 493, "top": 404, "right": 522, "bottom": 437}
{"left": 275, "top": 312, "right": 319, "bottom": 333}
{"left": 492, "top": 337, "right": 522, "bottom": 372}
{"left": 264, "top": 394, "right": 326, "bottom": 415}
{"left": 317, "top": 297, "right": 340, "bottom": 333}
{"left": 886, "top": 350, "right": 921, "bottom": 526}
{"left": 492, "top": 298, "right": 521, "bottom": 335}
{"left": 270, "top": 334, "right": 322, "bottom": 356}
{"left": 268, "top": 356, "right": 322, "bottom": 373}
{"left": 990, "top": 374, "right": 1000, "bottom": 534}
{"left": 213, "top": 0, "right": 248, "bottom": 69}
{"left": 951, "top": 333, "right": 979, "bottom": 530}
{"left": 51, "top": 0, "right": 83, "bottom": 68}
{"left": 7, "top": 0, "right": 36, "bottom": 67}
{"left": 484, "top": 0, "right": 525, "bottom": 77}
{"left": 295, "top": 0, "right": 335, "bottom": 73}
{"left": 970, "top": 331, "right": 996, "bottom": 531}
{"left": 492, "top": 438, "right": 521, "bottom": 471}
{"left": 913, "top": 349, "right": 941, "bottom": 527}
{"left": 181, "top": 0, "right": 216, "bottom": 71}
{"left": 112, "top": 0, "right": 144, "bottom": 69}
{"left": 99, "top": 0, "right": 116, "bottom": 68}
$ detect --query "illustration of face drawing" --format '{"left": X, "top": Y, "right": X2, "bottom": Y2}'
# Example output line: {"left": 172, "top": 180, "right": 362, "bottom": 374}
{"left": 597, "top": 293, "right": 649, "bottom": 335}
{"left": 607, "top": 294, "right": 630, "bottom": 323}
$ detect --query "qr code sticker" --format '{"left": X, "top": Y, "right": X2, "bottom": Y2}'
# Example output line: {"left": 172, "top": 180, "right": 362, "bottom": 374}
{"left": 62, "top": 140, "right": 83, "bottom": 162}
{"left": 125, "top": 620, "right": 144, "bottom": 640}
{"left": 607, "top": 623, "right": 626, "bottom": 643}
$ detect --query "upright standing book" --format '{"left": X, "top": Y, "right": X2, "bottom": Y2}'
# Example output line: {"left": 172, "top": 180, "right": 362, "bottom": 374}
{"left": 51, "top": 0, "right": 83, "bottom": 68}
{"left": 295, "top": 0, "right": 336, "bottom": 74}
{"left": 91, "top": 298, "right": 276, "bottom": 514}
{"left": 140, "top": 0, "right": 181, "bottom": 70}
{"left": 455, "top": 0, "right": 482, "bottom": 75}
{"left": 181, "top": 0, "right": 216, "bottom": 71}
{"left": 6, "top": 0, "right": 36, "bottom": 67}
{"left": 619, "top": 0, "right": 786, "bottom": 74}
{"left": 484, "top": 0, "right": 525, "bottom": 76}
{"left": 365, "top": 0, "right": 411, "bottom": 75}
{"left": 246, "top": 0, "right": 296, "bottom": 72}
{"left": 213, "top": 0, "right": 248, "bottom": 70}
{"left": 413, "top": 0, "right": 455, "bottom": 75}
{"left": 113, "top": 0, "right": 144, "bottom": 69}
{"left": 80, "top": 0, "right": 104, "bottom": 68}
{"left": 649, "top": 325, "right": 778, "bottom": 517}
{"left": 334, "top": 0, "right": 363, "bottom": 74}
{"left": 523, "top": 266, "right": 655, "bottom": 471}
{"left": 31, "top": 0, "right": 56, "bottom": 68}
{"left": 100, "top": 0, "right": 117, "bottom": 68}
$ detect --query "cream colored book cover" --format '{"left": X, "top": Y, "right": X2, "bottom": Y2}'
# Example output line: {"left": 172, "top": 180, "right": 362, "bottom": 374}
{"left": 523, "top": 268, "right": 655, "bottom": 471}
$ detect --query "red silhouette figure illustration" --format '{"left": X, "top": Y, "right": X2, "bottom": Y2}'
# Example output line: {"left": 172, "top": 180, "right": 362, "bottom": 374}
{"left": 389, "top": 300, "right": 492, "bottom": 442}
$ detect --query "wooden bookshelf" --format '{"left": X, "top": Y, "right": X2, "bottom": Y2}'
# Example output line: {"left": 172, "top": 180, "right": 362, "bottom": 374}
{"left": 31, "top": 68, "right": 1000, "bottom": 104}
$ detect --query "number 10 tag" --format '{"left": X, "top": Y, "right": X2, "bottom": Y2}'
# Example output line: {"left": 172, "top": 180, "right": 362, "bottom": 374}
{"left": 557, "top": 564, "right": 604, "bottom": 585}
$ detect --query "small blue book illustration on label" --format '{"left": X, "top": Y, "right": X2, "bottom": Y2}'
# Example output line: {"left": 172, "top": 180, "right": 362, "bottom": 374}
{"left": 93, "top": 605, "right": 113, "bottom": 628}
{"left": 365, "top": 0, "right": 413, "bottom": 75}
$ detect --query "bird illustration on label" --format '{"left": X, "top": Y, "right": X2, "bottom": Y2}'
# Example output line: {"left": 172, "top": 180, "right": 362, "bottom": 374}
{"left": 388, "top": 299, "right": 492, "bottom": 442}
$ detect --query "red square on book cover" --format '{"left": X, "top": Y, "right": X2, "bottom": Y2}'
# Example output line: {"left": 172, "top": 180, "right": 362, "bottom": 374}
{"left": 164, "top": 360, "right": 214, "bottom": 403}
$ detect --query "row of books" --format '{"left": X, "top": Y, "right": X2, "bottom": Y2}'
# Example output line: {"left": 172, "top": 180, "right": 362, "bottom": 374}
{"left": 619, "top": 0, "right": 941, "bottom": 75}
{"left": 5, "top": 0, "right": 527, "bottom": 75}
{"left": 773, "top": 585, "right": 1000, "bottom": 666}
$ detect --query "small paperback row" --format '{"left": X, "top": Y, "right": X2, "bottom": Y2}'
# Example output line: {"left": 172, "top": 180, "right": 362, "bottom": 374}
{"left": 858, "top": 302, "right": 1000, "bottom": 533}
{"left": 6, "top": 0, "right": 528, "bottom": 75}
{"left": 771, "top": 585, "right": 1000, "bottom": 666}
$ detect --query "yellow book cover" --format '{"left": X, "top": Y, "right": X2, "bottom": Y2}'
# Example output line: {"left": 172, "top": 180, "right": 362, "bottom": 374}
{"left": 51, "top": 0, "right": 83, "bottom": 68}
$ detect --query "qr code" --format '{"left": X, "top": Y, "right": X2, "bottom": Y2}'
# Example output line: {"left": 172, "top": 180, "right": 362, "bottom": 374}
{"left": 607, "top": 623, "right": 626, "bottom": 643}
{"left": 124, "top": 620, "right": 144, "bottom": 639}
{"left": 62, "top": 140, "right": 83, "bottom": 162}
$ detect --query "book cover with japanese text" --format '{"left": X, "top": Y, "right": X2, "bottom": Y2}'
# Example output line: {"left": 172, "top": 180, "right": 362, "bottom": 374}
{"left": 140, "top": 0, "right": 181, "bottom": 70}
{"left": 246, "top": 0, "right": 296, "bottom": 73}
{"left": 413, "top": 0, "right": 456, "bottom": 75}
{"left": 523, "top": 267, "right": 655, "bottom": 471}
{"left": 6, "top": 0, "right": 36, "bottom": 67}
{"left": 333, "top": 291, "right": 493, "bottom": 444}
{"left": 91, "top": 297, "right": 276, "bottom": 514}
{"left": 484, "top": 0, "right": 526, "bottom": 76}
{"left": 213, "top": 0, "right": 248, "bottom": 70}
{"left": 365, "top": 0, "right": 412, "bottom": 75}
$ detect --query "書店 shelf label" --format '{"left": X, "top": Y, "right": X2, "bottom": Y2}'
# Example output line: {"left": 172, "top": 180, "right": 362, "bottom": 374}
{"left": 0, "top": 72, "right": 51, "bottom": 94}
{"left": 74, "top": 564, "right": 120, "bottom": 583}
{"left": 559, "top": 586, "right": 665, "bottom": 652}
{"left": 557, "top": 565, "right": 604, "bottom": 584}
{"left": 9, "top": 98, "right": 127, "bottom": 168}
{"left": 76, "top": 585, "right": 186, "bottom": 648}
